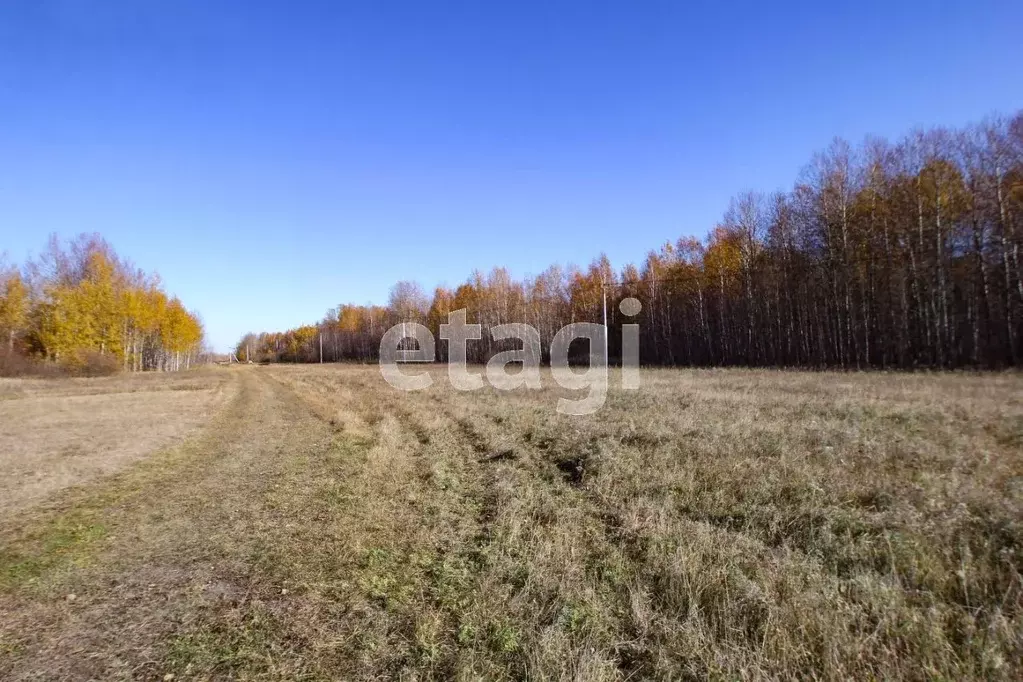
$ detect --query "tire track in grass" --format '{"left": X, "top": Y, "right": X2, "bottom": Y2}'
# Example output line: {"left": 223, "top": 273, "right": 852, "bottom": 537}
{"left": 273, "top": 369, "right": 557, "bottom": 679}
{"left": 259, "top": 368, "right": 504, "bottom": 678}
{"left": 424, "top": 389, "right": 627, "bottom": 680}
{"left": 0, "top": 370, "right": 347, "bottom": 680}
{"left": 339, "top": 382, "right": 516, "bottom": 677}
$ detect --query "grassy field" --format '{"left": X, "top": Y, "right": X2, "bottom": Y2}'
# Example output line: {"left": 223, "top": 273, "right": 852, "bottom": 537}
{"left": 0, "top": 371, "right": 232, "bottom": 516}
{"left": 0, "top": 365, "right": 1021, "bottom": 680}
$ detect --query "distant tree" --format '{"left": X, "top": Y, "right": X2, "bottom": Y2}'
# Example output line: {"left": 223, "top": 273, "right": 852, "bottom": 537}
{"left": 2, "top": 234, "right": 205, "bottom": 372}
{"left": 242, "top": 109, "right": 1023, "bottom": 370}
{"left": 0, "top": 268, "right": 28, "bottom": 351}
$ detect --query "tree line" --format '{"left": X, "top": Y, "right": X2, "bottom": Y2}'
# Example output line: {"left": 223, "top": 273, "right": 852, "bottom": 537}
{"left": 240, "top": 111, "right": 1023, "bottom": 369}
{"left": 0, "top": 234, "right": 205, "bottom": 374}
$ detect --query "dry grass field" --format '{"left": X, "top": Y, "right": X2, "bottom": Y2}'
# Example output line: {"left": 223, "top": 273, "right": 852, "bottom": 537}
{"left": 0, "top": 365, "right": 1021, "bottom": 680}
{"left": 0, "top": 371, "right": 233, "bottom": 516}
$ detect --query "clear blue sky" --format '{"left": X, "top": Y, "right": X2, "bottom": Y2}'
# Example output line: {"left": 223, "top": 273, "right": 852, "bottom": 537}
{"left": 2, "top": 1, "right": 1021, "bottom": 351}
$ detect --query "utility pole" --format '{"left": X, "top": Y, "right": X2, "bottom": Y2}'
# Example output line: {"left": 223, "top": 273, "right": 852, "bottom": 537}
{"left": 319, "top": 332, "right": 323, "bottom": 364}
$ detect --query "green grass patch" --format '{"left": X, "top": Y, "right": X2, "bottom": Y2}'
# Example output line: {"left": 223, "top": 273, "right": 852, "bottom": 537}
{"left": 0, "top": 512, "right": 108, "bottom": 590}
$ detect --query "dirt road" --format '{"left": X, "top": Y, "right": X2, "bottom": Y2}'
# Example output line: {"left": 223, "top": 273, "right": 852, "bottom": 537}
{"left": 1, "top": 369, "right": 341, "bottom": 678}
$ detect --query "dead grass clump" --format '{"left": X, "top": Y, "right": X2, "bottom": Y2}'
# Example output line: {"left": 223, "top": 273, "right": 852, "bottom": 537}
{"left": 61, "top": 350, "right": 121, "bottom": 377}
{"left": 0, "top": 349, "right": 63, "bottom": 378}
{"left": 0, "top": 348, "right": 122, "bottom": 378}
